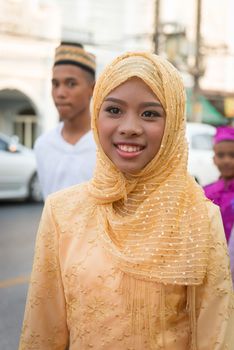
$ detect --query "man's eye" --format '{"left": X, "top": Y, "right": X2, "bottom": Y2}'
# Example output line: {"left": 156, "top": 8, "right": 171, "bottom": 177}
{"left": 217, "top": 153, "right": 224, "bottom": 158}
{"left": 67, "top": 81, "right": 77, "bottom": 87}
{"left": 52, "top": 82, "right": 59, "bottom": 88}
{"left": 106, "top": 107, "right": 121, "bottom": 114}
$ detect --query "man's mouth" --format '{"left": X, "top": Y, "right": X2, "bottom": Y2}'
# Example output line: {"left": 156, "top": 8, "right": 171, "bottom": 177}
{"left": 56, "top": 104, "right": 70, "bottom": 107}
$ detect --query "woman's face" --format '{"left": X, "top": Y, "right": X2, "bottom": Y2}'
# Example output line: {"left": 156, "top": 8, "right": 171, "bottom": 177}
{"left": 98, "top": 77, "right": 166, "bottom": 174}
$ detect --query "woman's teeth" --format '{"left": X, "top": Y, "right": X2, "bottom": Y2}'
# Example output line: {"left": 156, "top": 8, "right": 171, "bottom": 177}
{"left": 117, "top": 145, "right": 142, "bottom": 152}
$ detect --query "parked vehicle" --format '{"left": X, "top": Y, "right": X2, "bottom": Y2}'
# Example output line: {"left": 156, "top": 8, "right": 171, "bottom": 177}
{"left": 0, "top": 133, "right": 42, "bottom": 201}
{"left": 0, "top": 124, "right": 218, "bottom": 200}
{"left": 186, "top": 122, "right": 219, "bottom": 186}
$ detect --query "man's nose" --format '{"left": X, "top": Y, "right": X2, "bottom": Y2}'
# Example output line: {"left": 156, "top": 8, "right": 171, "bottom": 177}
{"left": 54, "top": 85, "right": 67, "bottom": 98}
{"left": 118, "top": 113, "right": 143, "bottom": 136}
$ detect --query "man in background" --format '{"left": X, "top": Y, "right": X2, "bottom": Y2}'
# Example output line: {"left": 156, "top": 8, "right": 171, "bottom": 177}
{"left": 34, "top": 42, "right": 96, "bottom": 199}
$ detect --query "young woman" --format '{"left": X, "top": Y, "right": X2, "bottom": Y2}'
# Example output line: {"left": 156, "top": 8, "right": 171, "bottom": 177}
{"left": 19, "top": 52, "right": 234, "bottom": 350}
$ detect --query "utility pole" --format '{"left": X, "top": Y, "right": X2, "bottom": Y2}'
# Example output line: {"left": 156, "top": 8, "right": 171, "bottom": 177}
{"left": 153, "top": 0, "right": 161, "bottom": 54}
{"left": 191, "top": 0, "right": 202, "bottom": 122}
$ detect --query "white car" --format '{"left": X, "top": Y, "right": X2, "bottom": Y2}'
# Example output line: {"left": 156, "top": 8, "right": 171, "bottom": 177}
{"left": 0, "top": 124, "right": 217, "bottom": 200}
{"left": 186, "top": 122, "right": 219, "bottom": 186}
{"left": 0, "top": 133, "right": 42, "bottom": 201}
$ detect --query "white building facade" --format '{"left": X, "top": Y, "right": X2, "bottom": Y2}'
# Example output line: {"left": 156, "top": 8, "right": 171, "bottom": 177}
{"left": 0, "top": 0, "right": 233, "bottom": 147}
{"left": 160, "top": 0, "right": 234, "bottom": 94}
{"left": 0, "top": 0, "right": 60, "bottom": 147}
{"left": 0, "top": 0, "right": 156, "bottom": 146}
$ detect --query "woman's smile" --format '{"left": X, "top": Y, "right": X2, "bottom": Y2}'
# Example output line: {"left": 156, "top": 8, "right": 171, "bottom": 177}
{"left": 114, "top": 142, "right": 145, "bottom": 158}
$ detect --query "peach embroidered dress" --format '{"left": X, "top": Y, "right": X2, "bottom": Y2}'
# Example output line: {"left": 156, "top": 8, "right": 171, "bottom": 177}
{"left": 19, "top": 52, "right": 234, "bottom": 350}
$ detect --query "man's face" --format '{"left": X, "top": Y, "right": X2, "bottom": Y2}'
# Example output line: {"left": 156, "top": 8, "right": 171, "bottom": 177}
{"left": 213, "top": 141, "right": 234, "bottom": 180}
{"left": 51, "top": 64, "right": 94, "bottom": 121}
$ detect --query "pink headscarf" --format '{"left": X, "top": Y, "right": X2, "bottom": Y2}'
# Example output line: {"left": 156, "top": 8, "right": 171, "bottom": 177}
{"left": 214, "top": 126, "right": 234, "bottom": 144}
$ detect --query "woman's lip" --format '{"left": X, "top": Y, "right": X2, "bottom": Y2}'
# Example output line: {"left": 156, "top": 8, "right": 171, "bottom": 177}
{"left": 116, "top": 148, "right": 144, "bottom": 159}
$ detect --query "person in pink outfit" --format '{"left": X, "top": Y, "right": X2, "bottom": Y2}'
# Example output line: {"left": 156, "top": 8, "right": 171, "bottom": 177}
{"left": 204, "top": 126, "right": 234, "bottom": 242}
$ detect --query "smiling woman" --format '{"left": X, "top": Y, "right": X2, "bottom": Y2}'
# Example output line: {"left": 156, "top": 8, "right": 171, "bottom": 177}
{"left": 98, "top": 77, "right": 166, "bottom": 174}
{"left": 19, "top": 52, "right": 234, "bottom": 350}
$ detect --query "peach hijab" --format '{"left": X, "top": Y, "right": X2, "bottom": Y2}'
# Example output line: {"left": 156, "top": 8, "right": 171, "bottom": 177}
{"left": 88, "top": 52, "right": 210, "bottom": 286}
{"left": 87, "top": 52, "right": 210, "bottom": 348}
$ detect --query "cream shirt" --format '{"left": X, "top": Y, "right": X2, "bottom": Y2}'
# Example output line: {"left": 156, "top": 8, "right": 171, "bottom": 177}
{"left": 34, "top": 123, "right": 96, "bottom": 199}
{"left": 19, "top": 185, "right": 234, "bottom": 350}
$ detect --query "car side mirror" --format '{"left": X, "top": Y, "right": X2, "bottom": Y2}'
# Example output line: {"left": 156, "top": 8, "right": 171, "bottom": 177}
{"left": 8, "top": 135, "right": 20, "bottom": 153}
{"left": 7, "top": 143, "right": 20, "bottom": 153}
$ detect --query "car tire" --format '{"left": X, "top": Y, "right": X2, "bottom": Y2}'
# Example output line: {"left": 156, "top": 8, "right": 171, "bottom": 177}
{"left": 28, "top": 173, "right": 43, "bottom": 202}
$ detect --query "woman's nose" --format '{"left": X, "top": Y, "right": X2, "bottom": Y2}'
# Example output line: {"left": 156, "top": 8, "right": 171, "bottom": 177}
{"left": 118, "top": 113, "right": 143, "bottom": 136}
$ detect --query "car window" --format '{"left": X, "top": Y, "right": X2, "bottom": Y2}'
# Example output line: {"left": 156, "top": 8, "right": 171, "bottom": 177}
{"left": 191, "top": 133, "right": 213, "bottom": 150}
{"left": 0, "top": 139, "right": 8, "bottom": 151}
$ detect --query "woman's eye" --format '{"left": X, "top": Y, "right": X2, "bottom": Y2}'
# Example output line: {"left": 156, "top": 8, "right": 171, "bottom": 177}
{"left": 142, "top": 110, "right": 160, "bottom": 118}
{"left": 106, "top": 107, "right": 121, "bottom": 114}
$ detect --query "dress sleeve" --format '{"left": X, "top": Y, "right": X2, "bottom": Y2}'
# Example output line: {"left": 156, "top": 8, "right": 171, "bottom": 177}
{"left": 196, "top": 204, "right": 234, "bottom": 349}
{"left": 228, "top": 226, "right": 234, "bottom": 288}
{"left": 18, "top": 198, "right": 69, "bottom": 350}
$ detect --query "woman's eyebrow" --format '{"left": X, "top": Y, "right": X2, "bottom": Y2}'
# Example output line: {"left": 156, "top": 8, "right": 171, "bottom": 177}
{"left": 103, "top": 97, "right": 126, "bottom": 105}
{"left": 140, "top": 102, "right": 163, "bottom": 108}
{"left": 103, "top": 97, "right": 162, "bottom": 109}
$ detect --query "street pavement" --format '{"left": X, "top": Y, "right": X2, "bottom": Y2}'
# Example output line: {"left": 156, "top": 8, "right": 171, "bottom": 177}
{"left": 0, "top": 201, "right": 43, "bottom": 350}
